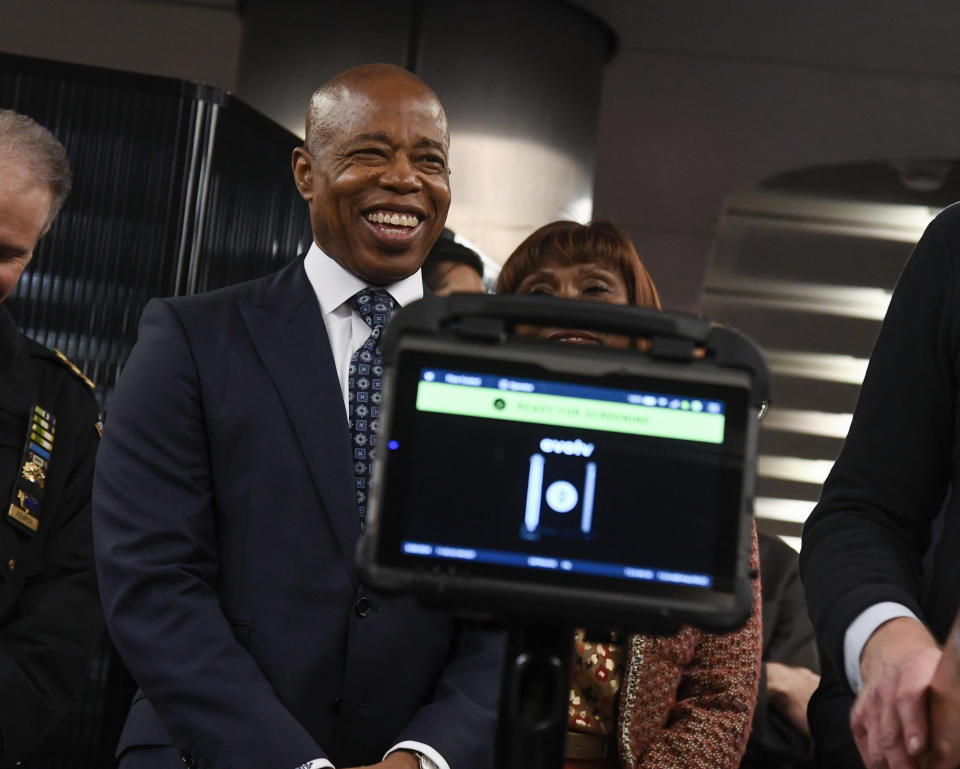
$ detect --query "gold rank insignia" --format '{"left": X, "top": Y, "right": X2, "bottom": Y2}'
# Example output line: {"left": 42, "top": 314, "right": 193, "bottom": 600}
{"left": 54, "top": 349, "right": 96, "bottom": 390}
{"left": 21, "top": 455, "right": 46, "bottom": 488}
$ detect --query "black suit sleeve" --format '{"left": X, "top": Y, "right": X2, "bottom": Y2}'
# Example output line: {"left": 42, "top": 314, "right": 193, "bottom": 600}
{"left": 395, "top": 621, "right": 504, "bottom": 767}
{"left": 800, "top": 204, "right": 960, "bottom": 679}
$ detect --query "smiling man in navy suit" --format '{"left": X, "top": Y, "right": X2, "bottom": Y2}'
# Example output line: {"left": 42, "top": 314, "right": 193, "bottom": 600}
{"left": 93, "top": 63, "right": 502, "bottom": 769}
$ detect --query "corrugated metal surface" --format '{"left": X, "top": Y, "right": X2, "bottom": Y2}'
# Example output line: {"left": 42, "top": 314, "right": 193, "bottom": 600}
{"left": 0, "top": 53, "right": 312, "bottom": 410}
{"left": 704, "top": 187, "right": 938, "bottom": 541}
{"left": 0, "top": 53, "right": 311, "bottom": 768}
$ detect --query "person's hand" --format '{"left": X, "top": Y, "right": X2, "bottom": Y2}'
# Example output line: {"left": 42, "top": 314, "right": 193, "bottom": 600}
{"left": 923, "top": 612, "right": 960, "bottom": 769}
{"left": 765, "top": 661, "right": 820, "bottom": 737}
{"left": 343, "top": 750, "right": 420, "bottom": 769}
{"left": 925, "top": 672, "right": 960, "bottom": 769}
{"left": 852, "top": 617, "right": 941, "bottom": 769}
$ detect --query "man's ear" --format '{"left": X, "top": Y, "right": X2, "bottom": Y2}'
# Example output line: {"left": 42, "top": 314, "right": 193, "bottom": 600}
{"left": 291, "top": 147, "right": 314, "bottom": 201}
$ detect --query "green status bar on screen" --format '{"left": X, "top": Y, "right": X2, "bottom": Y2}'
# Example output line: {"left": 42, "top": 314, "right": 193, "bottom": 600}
{"left": 415, "top": 380, "right": 725, "bottom": 444}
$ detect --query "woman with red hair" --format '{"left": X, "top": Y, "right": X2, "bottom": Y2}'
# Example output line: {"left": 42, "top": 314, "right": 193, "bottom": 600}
{"left": 497, "top": 220, "right": 763, "bottom": 769}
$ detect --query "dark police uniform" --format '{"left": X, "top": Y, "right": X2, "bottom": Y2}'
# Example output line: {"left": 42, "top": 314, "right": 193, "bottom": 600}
{"left": 0, "top": 305, "right": 102, "bottom": 767}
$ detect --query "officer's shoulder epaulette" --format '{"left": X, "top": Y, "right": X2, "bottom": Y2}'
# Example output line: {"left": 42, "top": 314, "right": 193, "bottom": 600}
{"left": 52, "top": 348, "right": 96, "bottom": 391}
{"left": 23, "top": 337, "right": 98, "bottom": 391}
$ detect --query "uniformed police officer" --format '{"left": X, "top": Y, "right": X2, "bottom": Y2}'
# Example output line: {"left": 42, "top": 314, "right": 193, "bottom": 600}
{"left": 0, "top": 109, "right": 102, "bottom": 766}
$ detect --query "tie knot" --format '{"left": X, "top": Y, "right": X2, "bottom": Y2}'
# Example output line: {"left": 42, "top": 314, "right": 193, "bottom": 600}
{"left": 349, "top": 288, "right": 396, "bottom": 331}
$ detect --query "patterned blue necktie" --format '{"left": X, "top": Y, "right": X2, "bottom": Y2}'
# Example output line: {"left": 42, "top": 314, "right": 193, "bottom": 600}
{"left": 348, "top": 288, "right": 396, "bottom": 526}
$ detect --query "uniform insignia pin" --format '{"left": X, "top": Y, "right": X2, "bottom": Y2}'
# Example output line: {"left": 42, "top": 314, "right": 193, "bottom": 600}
{"left": 6, "top": 504, "right": 39, "bottom": 533}
{"left": 16, "top": 490, "right": 39, "bottom": 510}
{"left": 20, "top": 460, "right": 45, "bottom": 488}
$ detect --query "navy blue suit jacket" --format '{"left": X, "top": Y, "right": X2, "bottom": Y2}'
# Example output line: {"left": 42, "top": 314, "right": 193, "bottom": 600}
{"left": 93, "top": 258, "right": 502, "bottom": 769}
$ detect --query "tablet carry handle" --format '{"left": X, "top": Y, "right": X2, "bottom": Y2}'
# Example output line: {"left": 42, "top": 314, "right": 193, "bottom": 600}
{"left": 384, "top": 294, "right": 770, "bottom": 408}
{"left": 402, "top": 293, "right": 710, "bottom": 341}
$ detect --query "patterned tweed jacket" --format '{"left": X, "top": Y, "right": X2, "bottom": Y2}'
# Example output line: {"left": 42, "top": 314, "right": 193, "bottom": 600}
{"left": 617, "top": 528, "right": 763, "bottom": 769}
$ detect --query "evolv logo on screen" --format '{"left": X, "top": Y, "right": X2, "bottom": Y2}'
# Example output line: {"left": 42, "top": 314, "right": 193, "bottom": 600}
{"left": 538, "top": 437, "right": 595, "bottom": 457}
{"left": 524, "top": 438, "right": 598, "bottom": 541}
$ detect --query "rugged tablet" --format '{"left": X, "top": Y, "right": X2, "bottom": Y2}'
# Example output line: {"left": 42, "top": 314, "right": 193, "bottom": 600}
{"left": 357, "top": 294, "right": 767, "bottom": 633}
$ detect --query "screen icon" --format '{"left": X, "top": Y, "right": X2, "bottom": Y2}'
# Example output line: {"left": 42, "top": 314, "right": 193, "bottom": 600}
{"left": 522, "top": 449, "right": 597, "bottom": 541}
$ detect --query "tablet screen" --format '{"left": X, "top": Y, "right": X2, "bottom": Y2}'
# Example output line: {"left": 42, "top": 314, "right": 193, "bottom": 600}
{"left": 370, "top": 342, "right": 751, "bottom": 616}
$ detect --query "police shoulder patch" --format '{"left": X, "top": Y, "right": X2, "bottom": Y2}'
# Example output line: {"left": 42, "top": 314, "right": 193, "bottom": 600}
{"left": 53, "top": 349, "right": 96, "bottom": 391}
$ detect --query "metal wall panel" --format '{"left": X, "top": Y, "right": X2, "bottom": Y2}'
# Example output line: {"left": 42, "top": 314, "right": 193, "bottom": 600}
{"left": 704, "top": 187, "right": 935, "bottom": 545}
{"left": 0, "top": 53, "right": 311, "bottom": 409}
{"left": 0, "top": 52, "right": 312, "bottom": 769}
{"left": 235, "top": 0, "right": 613, "bottom": 264}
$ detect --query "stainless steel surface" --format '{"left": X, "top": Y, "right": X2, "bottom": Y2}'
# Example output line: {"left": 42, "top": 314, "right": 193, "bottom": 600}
{"left": 236, "top": 0, "right": 611, "bottom": 263}
{"left": 704, "top": 189, "right": 934, "bottom": 539}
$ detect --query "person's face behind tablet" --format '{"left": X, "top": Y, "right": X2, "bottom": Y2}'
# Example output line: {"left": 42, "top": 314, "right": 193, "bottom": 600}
{"left": 511, "top": 257, "right": 634, "bottom": 348}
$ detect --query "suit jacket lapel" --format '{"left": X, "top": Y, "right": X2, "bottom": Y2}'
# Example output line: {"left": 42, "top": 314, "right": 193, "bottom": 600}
{"left": 238, "top": 260, "right": 359, "bottom": 562}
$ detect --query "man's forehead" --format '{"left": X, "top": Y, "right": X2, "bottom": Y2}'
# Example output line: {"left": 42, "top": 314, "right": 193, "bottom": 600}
{"left": 311, "top": 83, "right": 447, "bottom": 146}
{"left": 338, "top": 87, "right": 443, "bottom": 119}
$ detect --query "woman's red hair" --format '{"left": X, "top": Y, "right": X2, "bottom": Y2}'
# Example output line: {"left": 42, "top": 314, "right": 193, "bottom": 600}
{"left": 496, "top": 220, "right": 661, "bottom": 309}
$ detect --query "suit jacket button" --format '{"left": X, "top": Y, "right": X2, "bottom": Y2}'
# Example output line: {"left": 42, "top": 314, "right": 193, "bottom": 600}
{"left": 355, "top": 596, "right": 375, "bottom": 617}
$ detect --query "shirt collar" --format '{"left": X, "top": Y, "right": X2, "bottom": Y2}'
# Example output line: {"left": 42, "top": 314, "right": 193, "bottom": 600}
{"left": 303, "top": 241, "right": 424, "bottom": 315}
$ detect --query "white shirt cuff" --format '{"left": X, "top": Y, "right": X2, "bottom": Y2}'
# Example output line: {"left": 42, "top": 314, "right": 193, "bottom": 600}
{"left": 294, "top": 760, "right": 333, "bottom": 769}
{"left": 386, "top": 741, "right": 448, "bottom": 769}
{"left": 844, "top": 602, "right": 921, "bottom": 693}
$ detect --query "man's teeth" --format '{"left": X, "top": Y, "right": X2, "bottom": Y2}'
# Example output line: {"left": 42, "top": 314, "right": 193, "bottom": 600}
{"left": 366, "top": 211, "right": 419, "bottom": 227}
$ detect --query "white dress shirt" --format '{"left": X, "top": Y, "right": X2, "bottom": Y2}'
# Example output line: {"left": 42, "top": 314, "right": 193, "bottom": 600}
{"left": 304, "top": 241, "right": 424, "bottom": 415}
{"left": 300, "top": 243, "right": 442, "bottom": 769}
{"left": 844, "top": 602, "right": 921, "bottom": 693}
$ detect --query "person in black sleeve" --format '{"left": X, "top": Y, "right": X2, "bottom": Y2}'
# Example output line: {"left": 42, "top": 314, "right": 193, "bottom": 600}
{"left": 801, "top": 202, "right": 960, "bottom": 769}
{"left": 0, "top": 109, "right": 102, "bottom": 766}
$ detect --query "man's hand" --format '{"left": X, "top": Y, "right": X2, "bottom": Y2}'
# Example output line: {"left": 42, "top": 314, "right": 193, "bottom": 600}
{"left": 343, "top": 750, "right": 420, "bottom": 769}
{"left": 766, "top": 661, "right": 820, "bottom": 737}
{"left": 924, "top": 612, "right": 960, "bottom": 769}
{"left": 925, "top": 667, "right": 960, "bottom": 769}
{"left": 852, "top": 617, "right": 941, "bottom": 769}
